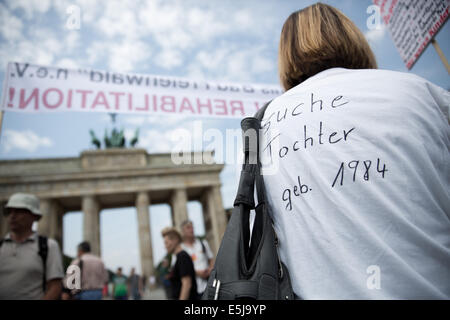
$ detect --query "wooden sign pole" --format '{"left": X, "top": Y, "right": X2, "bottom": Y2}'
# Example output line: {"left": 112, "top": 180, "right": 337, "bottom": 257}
{"left": 431, "top": 38, "right": 450, "bottom": 74}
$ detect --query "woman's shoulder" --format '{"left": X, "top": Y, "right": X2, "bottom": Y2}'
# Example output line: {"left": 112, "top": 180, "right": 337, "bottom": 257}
{"left": 280, "top": 67, "right": 446, "bottom": 99}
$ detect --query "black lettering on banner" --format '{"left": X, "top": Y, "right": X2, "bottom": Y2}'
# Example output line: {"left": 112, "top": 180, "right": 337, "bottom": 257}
{"left": 243, "top": 86, "right": 254, "bottom": 93}
{"left": 14, "top": 62, "right": 29, "bottom": 77}
{"left": 178, "top": 81, "right": 189, "bottom": 88}
{"left": 126, "top": 75, "right": 143, "bottom": 85}
{"left": 56, "top": 68, "right": 68, "bottom": 80}
{"left": 159, "top": 78, "right": 171, "bottom": 87}
{"left": 36, "top": 67, "right": 48, "bottom": 78}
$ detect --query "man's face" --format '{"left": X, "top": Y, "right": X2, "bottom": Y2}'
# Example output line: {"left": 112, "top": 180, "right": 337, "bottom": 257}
{"left": 182, "top": 222, "right": 194, "bottom": 238}
{"left": 6, "top": 208, "right": 38, "bottom": 232}
{"left": 117, "top": 268, "right": 122, "bottom": 276}
{"left": 163, "top": 235, "right": 177, "bottom": 254}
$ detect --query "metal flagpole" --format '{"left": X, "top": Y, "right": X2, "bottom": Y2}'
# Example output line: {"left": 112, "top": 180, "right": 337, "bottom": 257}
{"left": 431, "top": 38, "right": 450, "bottom": 75}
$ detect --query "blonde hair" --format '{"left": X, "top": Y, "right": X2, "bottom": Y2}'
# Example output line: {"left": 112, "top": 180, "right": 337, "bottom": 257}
{"left": 278, "top": 2, "right": 377, "bottom": 90}
{"left": 161, "top": 226, "right": 182, "bottom": 243}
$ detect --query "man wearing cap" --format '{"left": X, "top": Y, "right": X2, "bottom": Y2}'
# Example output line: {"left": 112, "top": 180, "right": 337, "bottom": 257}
{"left": 0, "top": 193, "right": 64, "bottom": 300}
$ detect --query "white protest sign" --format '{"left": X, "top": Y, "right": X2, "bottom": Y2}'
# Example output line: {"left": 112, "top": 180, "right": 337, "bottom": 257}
{"left": 1, "top": 62, "right": 283, "bottom": 118}
{"left": 374, "top": 0, "right": 449, "bottom": 69}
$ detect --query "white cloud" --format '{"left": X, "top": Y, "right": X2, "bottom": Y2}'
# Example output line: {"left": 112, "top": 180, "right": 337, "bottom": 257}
{"left": 1, "top": 0, "right": 279, "bottom": 75}
{"left": 5, "top": 0, "right": 51, "bottom": 20}
{"left": 63, "top": 31, "right": 80, "bottom": 51}
{"left": 0, "top": 3, "right": 23, "bottom": 41}
{"left": 135, "top": 119, "right": 204, "bottom": 153}
{"left": 109, "top": 39, "right": 151, "bottom": 72}
{"left": 188, "top": 45, "right": 275, "bottom": 82}
{"left": 2, "top": 130, "right": 53, "bottom": 153}
{"left": 137, "top": 129, "right": 175, "bottom": 153}
{"left": 123, "top": 128, "right": 136, "bottom": 142}
{"left": 55, "top": 58, "right": 79, "bottom": 69}
{"left": 87, "top": 38, "right": 152, "bottom": 73}
{"left": 365, "top": 24, "right": 387, "bottom": 46}
{"left": 123, "top": 114, "right": 187, "bottom": 128}
{"left": 251, "top": 55, "right": 274, "bottom": 74}
{"left": 96, "top": 1, "right": 140, "bottom": 39}
{"left": 186, "top": 7, "right": 229, "bottom": 42}
{"left": 0, "top": 20, "right": 82, "bottom": 69}
{"left": 156, "top": 49, "right": 183, "bottom": 69}
{"left": 124, "top": 116, "right": 147, "bottom": 126}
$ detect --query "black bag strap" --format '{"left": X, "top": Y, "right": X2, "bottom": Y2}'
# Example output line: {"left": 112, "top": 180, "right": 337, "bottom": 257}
{"left": 255, "top": 101, "right": 271, "bottom": 121}
{"left": 254, "top": 101, "right": 271, "bottom": 205}
{"left": 38, "top": 235, "right": 48, "bottom": 293}
{"left": 235, "top": 101, "right": 272, "bottom": 268}
{"left": 197, "top": 237, "right": 206, "bottom": 254}
{"left": 233, "top": 101, "right": 271, "bottom": 209}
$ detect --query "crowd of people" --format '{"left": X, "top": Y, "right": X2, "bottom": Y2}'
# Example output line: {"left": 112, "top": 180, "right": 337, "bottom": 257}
{"left": 0, "top": 192, "right": 214, "bottom": 300}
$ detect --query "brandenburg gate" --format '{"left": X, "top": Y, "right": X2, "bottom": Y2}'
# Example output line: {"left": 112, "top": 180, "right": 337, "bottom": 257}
{"left": 0, "top": 148, "right": 227, "bottom": 281}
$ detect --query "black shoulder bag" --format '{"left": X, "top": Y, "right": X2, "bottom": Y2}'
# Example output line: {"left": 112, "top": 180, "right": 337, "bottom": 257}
{"left": 202, "top": 102, "right": 295, "bottom": 300}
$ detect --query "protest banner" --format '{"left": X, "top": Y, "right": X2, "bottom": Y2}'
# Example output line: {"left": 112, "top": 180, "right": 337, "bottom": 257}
{"left": 1, "top": 62, "right": 282, "bottom": 119}
{"left": 374, "top": 0, "right": 449, "bottom": 71}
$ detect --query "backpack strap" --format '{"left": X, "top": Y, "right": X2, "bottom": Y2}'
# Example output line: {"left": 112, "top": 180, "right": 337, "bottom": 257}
{"left": 255, "top": 100, "right": 271, "bottom": 121}
{"left": 197, "top": 237, "right": 206, "bottom": 255}
{"left": 233, "top": 101, "right": 272, "bottom": 209}
{"left": 255, "top": 100, "right": 271, "bottom": 205}
{"left": 38, "top": 235, "right": 48, "bottom": 293}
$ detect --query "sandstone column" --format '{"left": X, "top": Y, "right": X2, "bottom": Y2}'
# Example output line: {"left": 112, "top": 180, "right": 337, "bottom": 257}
{"left": 82, "top": 195, "right": 101, "bottom": 256}
{"left": 201, "top": 198, "right": 215, "bottom": 254}
{"left": 50, "top": 201, "right": 64, "bottom": 250}
{"left": 211, "top": 185, "right": 227, "bottom": 241}
{"left": 0, "top": 201, "right": 8, "bottom": 238}
{"left": 136, "top": 192, "right": 154, "bottom": 284}
{"left": 201, "top": 186, "right": 227, "bottom": 255}
{"left": 170, "top": 188, "right": 189, "bottom": 229}
{"left": 37, "top": 198, "right": 52, "bottom": 236}
{"left": 38, "top": 199, "right": 64, "bottom": 249}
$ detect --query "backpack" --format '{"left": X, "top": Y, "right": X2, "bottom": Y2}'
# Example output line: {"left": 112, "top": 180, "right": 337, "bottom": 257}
{"left": 202, "top": 102, "right": 296, "bottom": 300}
{"left": 0, "top": 235, "right": 48, "bottom": 292}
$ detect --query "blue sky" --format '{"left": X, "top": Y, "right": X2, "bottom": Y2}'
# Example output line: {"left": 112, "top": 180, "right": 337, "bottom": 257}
{"left": 0, "top": 0, "right": 449, "bottom": 275}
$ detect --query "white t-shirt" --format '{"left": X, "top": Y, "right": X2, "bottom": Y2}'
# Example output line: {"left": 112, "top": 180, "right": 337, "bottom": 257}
{"left": 181, "top": 238, "right": 213, "bottom": 294}
{"left": 260, "top": 68, "right": 450, "bottom": 299}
